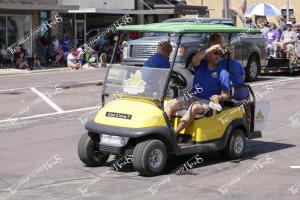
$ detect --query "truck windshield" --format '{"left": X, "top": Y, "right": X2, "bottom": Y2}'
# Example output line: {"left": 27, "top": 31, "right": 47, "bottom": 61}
{"left": 103, "top": 65, "right": 170, "bottom": 100}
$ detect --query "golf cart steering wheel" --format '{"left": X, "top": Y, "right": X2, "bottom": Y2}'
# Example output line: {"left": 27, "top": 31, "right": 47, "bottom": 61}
{"left": 166, "top": 71, "right": 187, "bottom": 98}
{"left": 171, "top": 71, "right": 187, "bottom": 88}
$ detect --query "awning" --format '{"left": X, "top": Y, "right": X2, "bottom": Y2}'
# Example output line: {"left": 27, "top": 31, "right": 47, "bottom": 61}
{"left": 0, "top": 3, "right": 79, "bottom": 11}
{"left": 68, "top": 8, "right": 174, "bottom": 15}
{"left": 68, "top": 5, "right": 207, "bottom": 15}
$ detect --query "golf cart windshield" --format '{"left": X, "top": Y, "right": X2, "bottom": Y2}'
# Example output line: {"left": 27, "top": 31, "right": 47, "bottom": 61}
{"left": 103, "top": 65, "right": 170, "bottom": 100}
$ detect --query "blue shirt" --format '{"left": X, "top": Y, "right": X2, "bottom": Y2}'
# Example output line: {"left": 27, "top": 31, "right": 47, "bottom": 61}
{"left": 192, "top": 59, "right": 230, "bottom": 100}
{"left": 219, "top": 59, "right": 245, "bottom": 86}
{"left": 143, "top": 54, "right": 170, "bottom": 68}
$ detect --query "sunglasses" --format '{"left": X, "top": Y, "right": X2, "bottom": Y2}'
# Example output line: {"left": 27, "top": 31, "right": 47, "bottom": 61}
{"left": 213, "top": 50, "right": 225, "bottom": 56}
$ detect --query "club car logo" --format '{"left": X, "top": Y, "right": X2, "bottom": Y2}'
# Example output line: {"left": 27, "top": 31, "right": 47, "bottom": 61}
{"left": 123, "top": 70, "right": 146, "bottom": 94}
{"left": 255, "top": 110, "right": 264, "bottom": 121}
{"left": 106, "top": 112, "right": 132, "bottom": 120}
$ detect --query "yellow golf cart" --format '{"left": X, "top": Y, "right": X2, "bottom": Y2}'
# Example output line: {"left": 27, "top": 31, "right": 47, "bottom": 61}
{"left": 78, "top": 22, "right": 262, "bottom": 176}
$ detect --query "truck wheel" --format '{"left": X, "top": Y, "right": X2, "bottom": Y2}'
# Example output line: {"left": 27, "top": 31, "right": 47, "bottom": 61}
{"left": 133, "top": 139, "right": 167, "bottom": 176}
{"left": 246, "top": 56, "right": 259, "bottom": 82}
{"left": 220, "top": 129, "right": 246, "bottom": 160}
{"left": 78, "top": 133, "right": 109, "bottom": 167}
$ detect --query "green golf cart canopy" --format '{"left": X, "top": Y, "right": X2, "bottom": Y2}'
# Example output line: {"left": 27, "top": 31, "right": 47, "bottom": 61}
{"left": 117, "top": 22, "right": 260, "bottom": 33}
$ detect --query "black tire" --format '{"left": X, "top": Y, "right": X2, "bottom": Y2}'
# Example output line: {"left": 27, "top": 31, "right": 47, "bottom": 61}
{"left": 78, "top": 133, "right": 109, "bottom": 167}
{"left": 245, "top": 55, "right": 260, "bottom": 82}
{"left": 132, "top": 140, "right": 167, "bottom": 176}
{"left": 220, "top": 129, "right": 246, "bottom": 160}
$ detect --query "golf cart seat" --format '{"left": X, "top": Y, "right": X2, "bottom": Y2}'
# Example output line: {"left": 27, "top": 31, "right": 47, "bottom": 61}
{"left": 173, "top": 109, "right": 213, "bottom": 119}
{"left": 223, "top": 84, "right": 253, "bottom": 107}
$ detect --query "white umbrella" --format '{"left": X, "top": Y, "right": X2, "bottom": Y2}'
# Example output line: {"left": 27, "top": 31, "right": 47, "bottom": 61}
{"left": 246, "top": 3, "right": 281, "bottom": 16}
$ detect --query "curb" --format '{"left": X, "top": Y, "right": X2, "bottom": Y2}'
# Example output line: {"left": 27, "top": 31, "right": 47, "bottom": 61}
{"left": 0, "top": 67, "right": 70, "bottom": 76}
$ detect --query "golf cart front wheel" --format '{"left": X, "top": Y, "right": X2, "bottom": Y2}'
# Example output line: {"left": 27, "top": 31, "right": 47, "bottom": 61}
{"left": 220, "top": 129, "right": 246, "bottom": 160}
{"left": 78, "top": 132, "right": 109, "bottom": 167}
{"left": 132, "top": 139, "right": 167, "bottom": 176}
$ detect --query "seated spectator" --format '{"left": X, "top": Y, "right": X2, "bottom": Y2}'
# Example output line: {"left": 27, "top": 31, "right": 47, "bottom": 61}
{"left": 265, "top": 23, "right": 280, "bottom": 58}
{"left": 143, "top": 40, "right": 173, "bottom": 68}
{"left": 81, "top": 46, "right": 100, "bottom": 69}
{"left": 261, "top": 21, "right": 270, "bottom": 36}
{"left": 294, "top": 24, "right": 300, "bottom": 58}
{"left": 276, "top": 16, "right": 287, "bottom": 36}
{"left": 99, "top": 52, "right": 107, "bottom": 68}
{"left": 32, "top": 53, "right": 42, "bottom": 69}
{"left": 67, "top": 49, "right": 81, "bottom": 69}
{"left": 290, "top": 15, "right": 297, "bottom": 26}
{"left": 16, "top": 52, "right": 30, "bottom": 70}
{"left": 273, "top": 22, "right": 297, "bottom": 58}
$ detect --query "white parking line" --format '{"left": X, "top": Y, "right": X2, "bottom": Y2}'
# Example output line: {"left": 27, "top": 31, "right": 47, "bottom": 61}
{"left": 250, "top": 77, "right": 300, "bottom": 87}
{"left": 30, "top": 87, "right": 64, "bottom": 113}
{"left": 289, "top": 166, "right": 300, "bottom": 169}
{"left": 0, "top": 106, "right": 100, "bottom": 124}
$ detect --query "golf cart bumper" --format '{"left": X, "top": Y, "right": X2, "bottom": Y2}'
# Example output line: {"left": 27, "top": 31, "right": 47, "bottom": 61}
{"left": 86, "top": 120, "right": 172, "bottom": 138}
{"left": 85, "top": 120, "right": 178, "bottom": 153}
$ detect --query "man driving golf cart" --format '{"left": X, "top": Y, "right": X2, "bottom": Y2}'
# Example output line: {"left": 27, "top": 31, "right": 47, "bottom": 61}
{"left": 144, "top": 40, "right": 173, "bottom": 68}
{"left": 164, "top": 33, "right": 231, "bottom": 135}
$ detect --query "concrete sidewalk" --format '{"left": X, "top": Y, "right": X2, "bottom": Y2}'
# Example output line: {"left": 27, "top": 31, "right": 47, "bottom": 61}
{"left": 0, "top": 67, "right": 70, "bottom": 76}
{"left": 0, "top": 63, "right": 116, "bottom": 76}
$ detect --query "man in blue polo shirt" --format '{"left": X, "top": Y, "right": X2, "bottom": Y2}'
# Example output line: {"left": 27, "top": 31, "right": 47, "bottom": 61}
{"left": 164, "top": 33, "right": 230, "bottom": 134}
{"left": 143, "top": 40, "right": 172, "bottom": 68}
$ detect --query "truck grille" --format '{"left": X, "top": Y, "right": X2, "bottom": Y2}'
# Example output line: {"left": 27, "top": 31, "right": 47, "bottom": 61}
{"left": 130, "top": 45, "right": 157, "bottom": 58}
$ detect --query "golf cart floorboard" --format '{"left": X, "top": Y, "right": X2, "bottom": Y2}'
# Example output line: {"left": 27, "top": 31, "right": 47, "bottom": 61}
{"left": 177, "top": 143, "right": 194, "bottom": 148}
{"left": 177, "top": 141, "right": 221, "bottom": 155}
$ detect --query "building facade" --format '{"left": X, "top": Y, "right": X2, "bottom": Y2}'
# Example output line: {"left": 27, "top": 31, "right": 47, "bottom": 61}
{"left": 0, "top": 0, "right": 77, "bottom": 56}
{"left": 0, "top": 0, "right": 208, "bottom": 57}
{"left": 186, "top": 0, "right": 300, "bottom": 26}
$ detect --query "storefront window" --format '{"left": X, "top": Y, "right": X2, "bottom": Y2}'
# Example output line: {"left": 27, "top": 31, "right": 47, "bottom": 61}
{"left": 0, "top": 16, "right": 6, "bottom": 47}
{"left": 40, "top": 11, "right": 49, "bottom": 36}
{"left": 7, "top": 15, "right": 32, "bottom": 55}
{"left": 0, "top": 15, "right": 32, "bottom": 55}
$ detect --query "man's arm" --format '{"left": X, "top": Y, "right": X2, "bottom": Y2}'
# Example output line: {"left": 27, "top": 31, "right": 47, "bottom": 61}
{"left": 192, "top": 50, "right": 205, "bottom": 67}
{"left": 230, "top": 7, "right": 246, "bottom": 25}
{"left": 211, "top": 69, "right": 231, "bottom": 102}
{"left": 192, "top": 44, "right": 221, "bottom": 67}
{"left": 211, "top": 91, "right": 230, "bottom": 103}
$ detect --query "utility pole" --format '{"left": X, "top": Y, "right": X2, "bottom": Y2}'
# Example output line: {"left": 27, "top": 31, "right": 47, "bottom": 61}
{"left": 223, "top": 0, "right": 230, "bottom": 19}
{"left": 137, "top": 0, "right": 145, "bottom": 24}
{"left": 286, "top": 0, "right": 290, "bottom": 23}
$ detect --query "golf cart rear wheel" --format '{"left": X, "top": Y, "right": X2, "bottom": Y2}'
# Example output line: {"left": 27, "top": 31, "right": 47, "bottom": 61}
{"left": 220, "top": 129, "right": 246, "bottom": 160}
{"left": 132, "top": 139, "right": 167, "bottom": 176}
{"left": 78, "top": 133, "right": 109, "bottom": 167}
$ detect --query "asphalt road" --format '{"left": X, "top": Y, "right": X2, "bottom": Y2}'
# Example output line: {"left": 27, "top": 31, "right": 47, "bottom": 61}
{"left": 0, "top": 70, "right": 300, "bottom": 200}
